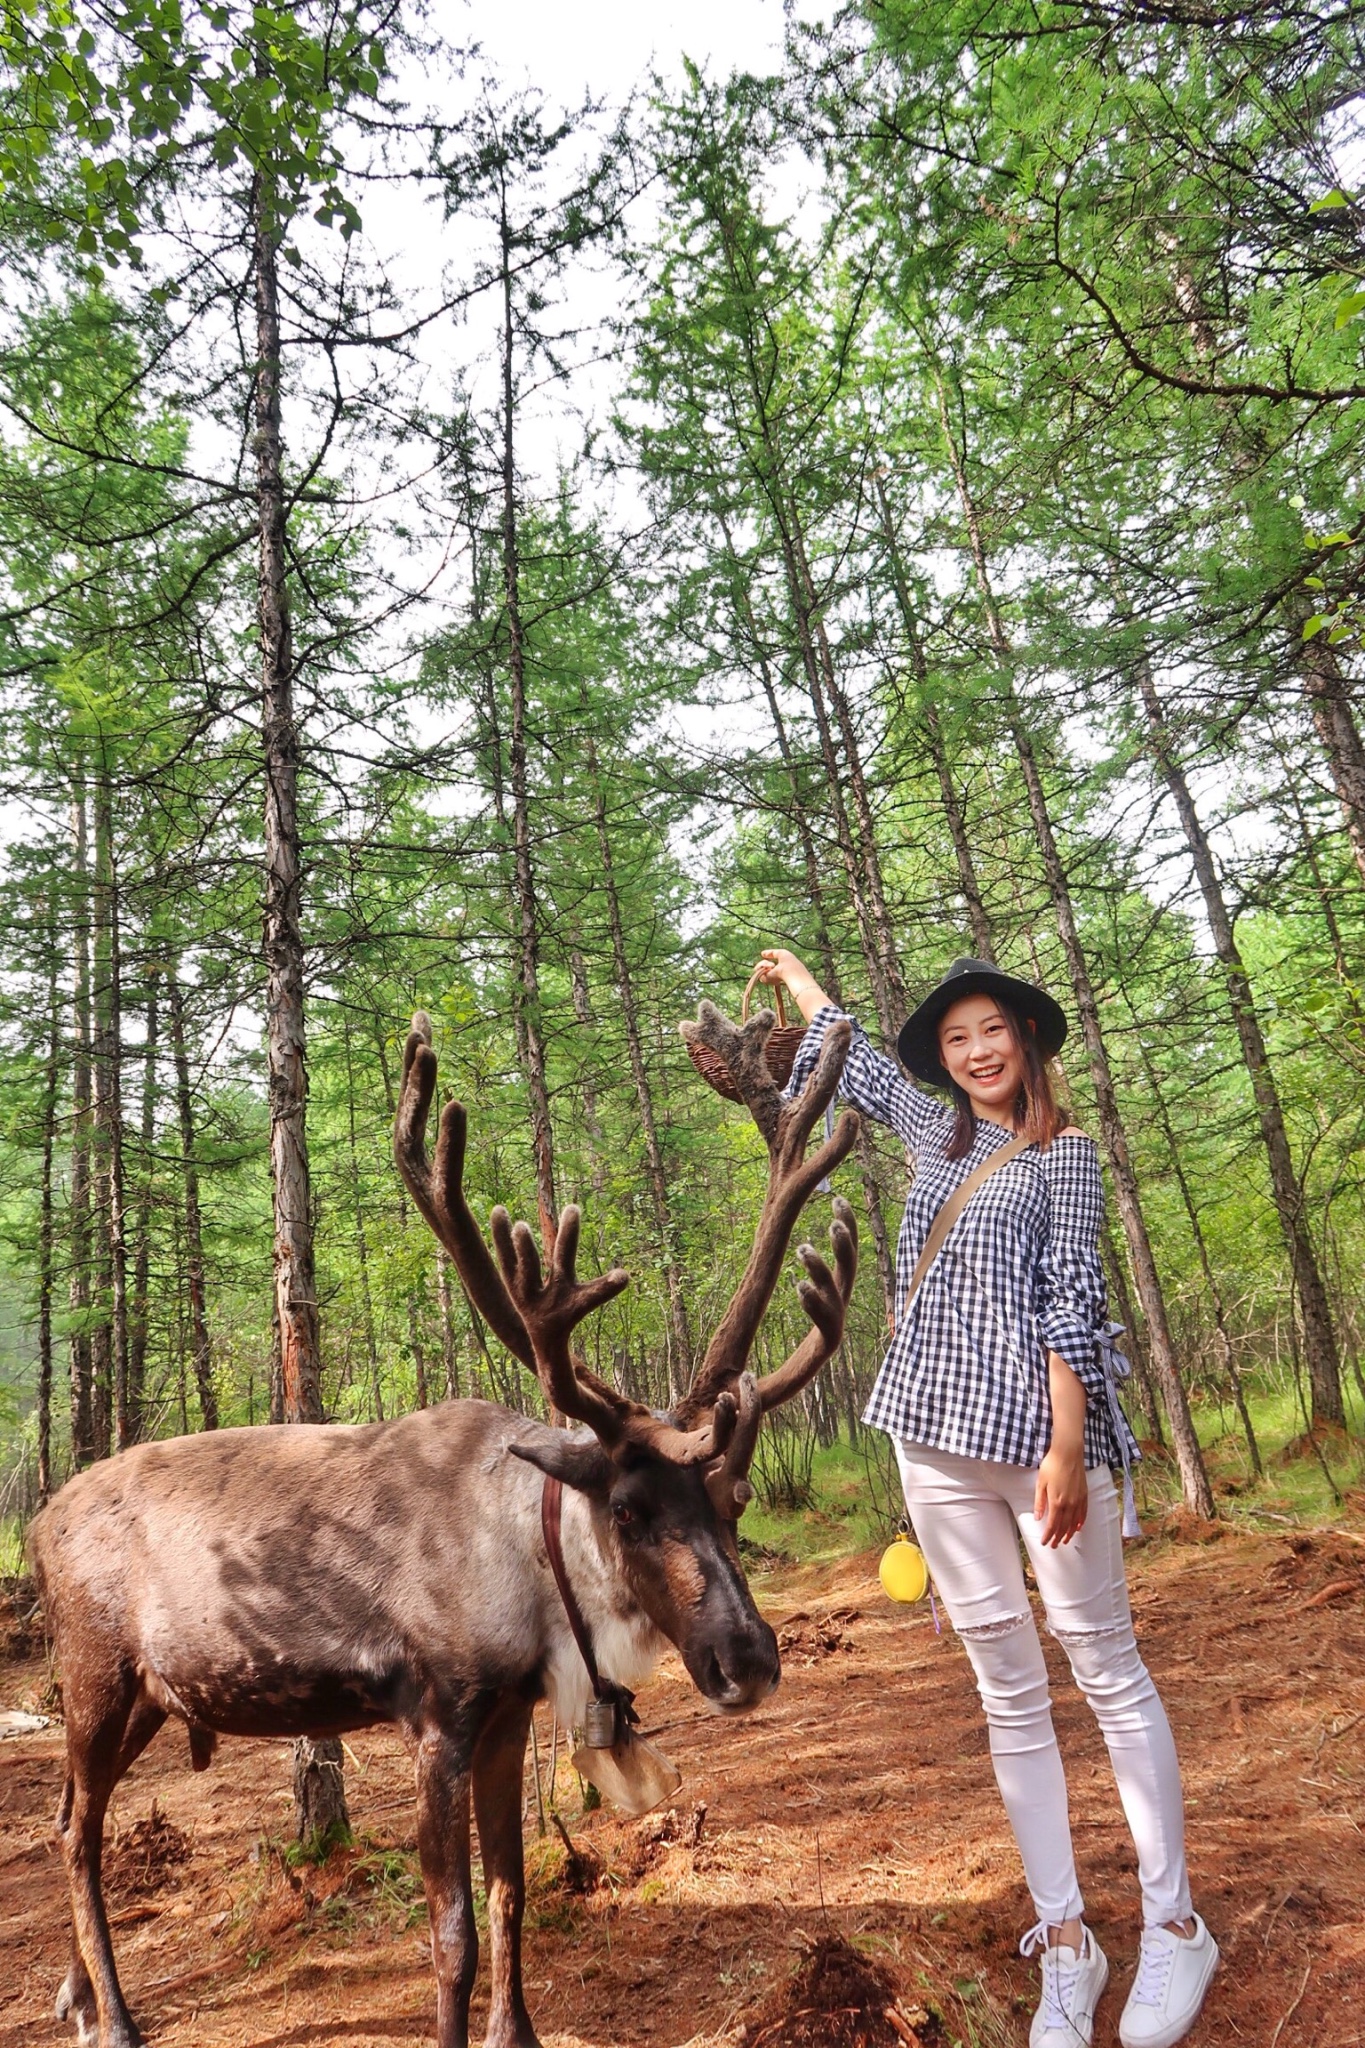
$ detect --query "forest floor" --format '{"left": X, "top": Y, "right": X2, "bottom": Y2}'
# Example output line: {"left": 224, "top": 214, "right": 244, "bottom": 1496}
{"left": 2, "top": 1507, "right": 1363, "bottom": 2048}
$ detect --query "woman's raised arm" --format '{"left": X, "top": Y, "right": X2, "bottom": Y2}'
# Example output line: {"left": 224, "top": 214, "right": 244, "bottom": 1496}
{"left": 756, "top": 948, "right": 832, "bottom": 1022}
{"left": 756, "top": 949, "right": 944, "bottom": 1152}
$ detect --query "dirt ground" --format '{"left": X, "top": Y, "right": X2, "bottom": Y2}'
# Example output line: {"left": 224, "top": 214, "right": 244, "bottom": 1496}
{"left": 3, "top": 1513, "right": 1363, "bottom": 2048}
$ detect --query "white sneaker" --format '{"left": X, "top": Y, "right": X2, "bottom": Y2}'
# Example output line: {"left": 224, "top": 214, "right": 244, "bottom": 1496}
{"left": 1119, "top": 1916, "right": 1219, "bottom": 2048}
{"left": 1020, "top": 1923, "right": 1110, "bottom": 2048}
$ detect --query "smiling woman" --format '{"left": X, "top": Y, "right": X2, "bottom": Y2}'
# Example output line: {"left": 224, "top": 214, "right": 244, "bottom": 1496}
{"left": 755, "top": 946, "right": 1220, "bottom": 2048}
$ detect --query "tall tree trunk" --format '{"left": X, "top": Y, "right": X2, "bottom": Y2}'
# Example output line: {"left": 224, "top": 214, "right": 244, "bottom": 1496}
{"left": 167, "top": 975, "right": 217, "bottom": 1431}
{"left": 566, "top": 934, "right": 607, "bottom": 1196}
{"left": 587, "top": 741, "right": 693, "bottom": 1402}
{"left": 1099, "top": 1216, "right": 1165, "bottom": 1447}
{"left": 1014, "top": 715, "right": 1212, "bottom": 1511}
{"left": 37, "top": 920, "right": 60, "bottom": 1504}
{"left": 253, "top": 158, "right": 346, "bottom": 1841}
{"left": 255, "top": 181, "right": 322, "bottom": 1432}
{"left": 437, "top": 1251, "right": 461, "bottom": 1403}
{"left": 127, "top": 967, "right": 159, "bottom": 1444}
{"left": 723, "top": 535, "right": 899, "bottom": 1322}
{"left": 1133, "top": 1033, "right": 1261, "bottom": 1475}
{"left": 714, "top": 348, "right": 898, "bottom": 1038}
{"left": 90, "top": 767, "right": 129, "bottom": 1459}
{"left": 1272, "top": 732, "right": 1365, "bottom": 1022}
{"left": 408, "top": 1298, "right": 430, "bottom": 1412}
{"left": 499, "top": 183, "right": 557, "bottom": 1257}
{"left": 792, "top": 522, "right": 908, "bottom": 1020}
{"left": 1295, "top": 611, "right": 1365, "bottom": 892}
{"left": 1135, "top": 655, "right": 1343, "bottom": 1428}
{"left": 937, "top": 380, "right": 1214, "bottom": 1515}
{"left": 873, "top": 472, "right": 996, "bottom": 961}
{"left": 343, "top": 1022, "right": 383, "bottom": 1422}
{"left": 778, "top": 517, "right": 900, "bottom": 1040}
{"left": 69, "top": 784, "right": 95, "bottom": 1467}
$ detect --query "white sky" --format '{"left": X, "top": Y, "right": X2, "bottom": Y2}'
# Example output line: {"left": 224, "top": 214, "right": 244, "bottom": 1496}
{"left": 448, "top": 0, "right": 788, "bottom": 106}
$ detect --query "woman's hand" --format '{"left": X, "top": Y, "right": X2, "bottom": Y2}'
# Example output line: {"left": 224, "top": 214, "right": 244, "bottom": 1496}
{"left": 1034, "top": 1443, "right": 1089, "bottom": 1547}
{"left": 755, "top": 949, "right": 830, "bottom": 1023}
{"left": 1035, "top": 1350, "right": 1088, "bottom": 1546}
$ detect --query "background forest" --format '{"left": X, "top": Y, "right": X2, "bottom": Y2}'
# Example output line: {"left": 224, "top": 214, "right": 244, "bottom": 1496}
{"left": 2, "top": 0, "right": 1364, "bottom": 1546}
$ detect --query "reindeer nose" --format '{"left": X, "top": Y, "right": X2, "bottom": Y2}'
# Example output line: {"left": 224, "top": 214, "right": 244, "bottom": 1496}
{"left": 697, "top": 1616, "right": 780, "bottom": 1712}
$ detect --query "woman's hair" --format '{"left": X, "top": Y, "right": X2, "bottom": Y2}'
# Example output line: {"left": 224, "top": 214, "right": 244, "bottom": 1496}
{"left": 943, "top": 998, "right": 1068, "bottom": 1160}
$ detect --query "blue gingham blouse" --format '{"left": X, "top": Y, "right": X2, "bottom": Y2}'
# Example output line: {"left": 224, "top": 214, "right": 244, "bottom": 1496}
{"left": 788, "top": 1006, "right": 1137, "bottom": 1473}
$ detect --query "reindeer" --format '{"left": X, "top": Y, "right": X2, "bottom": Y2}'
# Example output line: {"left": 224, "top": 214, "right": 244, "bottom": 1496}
{"left": 29, "top": 1002, "right": 859, "bottom": 2048}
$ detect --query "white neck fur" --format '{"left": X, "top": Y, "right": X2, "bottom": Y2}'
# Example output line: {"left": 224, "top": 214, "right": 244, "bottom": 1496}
{"left": 541, "top": 1484, "right": 668, "bottom": 1728}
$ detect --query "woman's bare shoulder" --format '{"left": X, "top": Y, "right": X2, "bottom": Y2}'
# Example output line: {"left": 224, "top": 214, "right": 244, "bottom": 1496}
{"left": 1057, "top": 1125, "right": 1088, "bottom": 1140}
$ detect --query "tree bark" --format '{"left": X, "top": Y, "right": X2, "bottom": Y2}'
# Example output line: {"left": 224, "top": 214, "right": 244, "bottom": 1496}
{"left": 252, "top": 158, "right": 346, "bottom": 1841}
{"left": 68, "top": 785, "right": 95, "bottom": 1468}
{"left": 1295, "top": 614, "right": 1365, "bottom": 892}
{"left": 93, "top": 776, "right": 130, "bottom": 1455}
{"left": 167, "top": 975, "right": 217, "bottom": 1431}
{"left": 873, "top": 472, "right": 996, "bottom": 961}
{"left": 937, "top": 380, "right": 1215, "bottom": 1515}
{"left": 1099, "top": 1216, "right": 1165, "bottom": 1447}
{"left": 499, "top": 181, "right": 558, "bottom": 1258}
{"left": 1133, "top": 1032, "right": 1261, "bottom": 1475}
{"left": 437, "top": 1250, "right": 461, "bottom": 1402}
{"left": 724, "top": 537, "right": 899, "bottom": 1323}
{"left": 587, "top": 740, "right": 693, "bottom": 1402}
{"left": 255, "top": 181, "right": 323, "bottom": 1434}
{"left": 1135, "top": 656, "right": 1343, "bottom": 1428}
{"left": 37, "top": 921, "right": 60, "bottom": 1504}
{"left": 126, "top": 967, "right": 158, "bottom": 1445}
{"left": 343, "top": 1020, "right": 383, "bottom": 1422}
{"left": 566, "top": 934, "right": 607, "bottom": 1196}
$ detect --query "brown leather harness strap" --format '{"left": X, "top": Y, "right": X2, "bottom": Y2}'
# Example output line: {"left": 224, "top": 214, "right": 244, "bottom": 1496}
{"left": 542, "top": 1473, "right": 632, "bottom": 1714}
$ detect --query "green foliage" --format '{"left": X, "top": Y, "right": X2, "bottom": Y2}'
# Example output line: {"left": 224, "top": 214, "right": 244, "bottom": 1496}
{"left": 0, "top": 0, "right": 1362, "bottom": 1532}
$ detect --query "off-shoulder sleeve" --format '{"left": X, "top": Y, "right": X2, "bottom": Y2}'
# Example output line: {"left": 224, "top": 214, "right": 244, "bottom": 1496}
{"left": 1036, "top": 1135, "right": 1108, "bottom": 1401}
{"left": 783, "top": 1003, "right": 946, "bottom": 1154}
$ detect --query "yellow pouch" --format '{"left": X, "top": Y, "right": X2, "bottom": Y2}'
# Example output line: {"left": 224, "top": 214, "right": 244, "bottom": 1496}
{"left": 879, "top": 1531, "right": 929, "bottom": 1604}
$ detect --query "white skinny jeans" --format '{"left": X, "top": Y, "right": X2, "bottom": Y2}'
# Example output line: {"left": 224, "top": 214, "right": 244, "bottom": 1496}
{"left": 895, "top": 1442, "right": 1193, "bottom": 1930}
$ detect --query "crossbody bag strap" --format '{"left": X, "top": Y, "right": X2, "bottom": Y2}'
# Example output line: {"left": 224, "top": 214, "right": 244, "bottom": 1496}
{"left": 899, "top": 1132, "right": 1031, "bottom": 1323}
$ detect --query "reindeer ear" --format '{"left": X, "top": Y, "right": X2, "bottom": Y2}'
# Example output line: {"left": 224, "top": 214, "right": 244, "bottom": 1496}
{"left": 508, "top": 1432, "right": 613, "bottom": 1494}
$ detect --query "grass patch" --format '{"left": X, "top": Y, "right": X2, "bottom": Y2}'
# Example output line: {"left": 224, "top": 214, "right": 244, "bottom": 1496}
{"left": 742, "top": 1377, "right": 1364, "bottom": 1572}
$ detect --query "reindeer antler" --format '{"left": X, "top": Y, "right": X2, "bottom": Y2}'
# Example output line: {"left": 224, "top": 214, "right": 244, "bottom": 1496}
{"left": 395, "top": 1013, "right": 739, "bottom": 1466}
{"left": 493, "top": 1208, "right": 736, "bottom": 1463}
{"left": 676, "top": 1005, "right": 859, "bottom": 1424}
{"left": 394, "top": 1013, "right": 535, "bottom": 1368}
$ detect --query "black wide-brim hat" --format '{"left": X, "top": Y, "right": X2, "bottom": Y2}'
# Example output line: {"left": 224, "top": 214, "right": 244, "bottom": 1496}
{"left": 896, "top": 957, "right": 1068, "bottom": 1089}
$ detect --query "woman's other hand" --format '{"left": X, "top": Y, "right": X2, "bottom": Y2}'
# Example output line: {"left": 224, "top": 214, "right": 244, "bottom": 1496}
{"left": 1034, "top": 1443, "right": 1089, "bottom": 1547}
{"left": 756, "top": 949, "right": 830, "bottom": 1023}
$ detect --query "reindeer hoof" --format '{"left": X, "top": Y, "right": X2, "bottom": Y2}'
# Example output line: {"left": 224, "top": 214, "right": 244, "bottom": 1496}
{"left": 54, "top": 1972, "right": 96, "bottom": 2041}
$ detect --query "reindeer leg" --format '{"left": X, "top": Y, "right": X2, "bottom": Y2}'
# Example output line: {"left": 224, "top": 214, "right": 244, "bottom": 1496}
{"left": 57, "top": 1671, "right": 146, "bottom": 2048}
{"left": 415, "top": 1726, "right": 478, "bottom": 2048}
{"left": 54, "top": 1774, "right": 97, "bottom": 2044}
{"left": 472, "top": 1696, "right": 540, "bottom": 2048}
{"left": 56, "top": 1693, "right": 166, "bottom": 2043}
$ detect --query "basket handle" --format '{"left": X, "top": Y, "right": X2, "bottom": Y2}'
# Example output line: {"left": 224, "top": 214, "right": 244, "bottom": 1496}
{"left": 742, "top": 965, "right": 788, "bottom": 1027}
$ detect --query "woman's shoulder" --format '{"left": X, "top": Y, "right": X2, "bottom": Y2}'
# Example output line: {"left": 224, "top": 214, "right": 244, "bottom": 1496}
{"left": 1038, "top": 1127, "right": 1103, "bottom": 1209}
{"left": 1038, "top": 1128, "right": 1101, "bottom": 1181}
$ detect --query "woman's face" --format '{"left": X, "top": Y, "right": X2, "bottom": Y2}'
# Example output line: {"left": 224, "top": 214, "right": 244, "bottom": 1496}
{"left": 937, "top": 994, "right": 1025, "bottom": 1118}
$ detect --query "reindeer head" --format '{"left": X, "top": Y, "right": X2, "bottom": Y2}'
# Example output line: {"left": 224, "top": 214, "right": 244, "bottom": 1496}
{"left": 394, "top": 1005, "right": 858, "bottom": 1714}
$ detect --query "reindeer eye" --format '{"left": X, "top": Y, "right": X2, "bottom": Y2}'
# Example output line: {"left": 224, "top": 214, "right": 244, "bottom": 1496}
{"left": 612, "top": 1502, "right": 634, "bottom": 1528}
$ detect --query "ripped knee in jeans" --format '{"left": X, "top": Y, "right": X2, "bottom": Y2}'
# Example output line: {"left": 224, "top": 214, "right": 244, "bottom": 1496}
{"left": 958, "top": 1612, "right": 1032, "bottom": 1643}
{"left": 1048, "top": 1620, "right": 1134, "bottom": 1649}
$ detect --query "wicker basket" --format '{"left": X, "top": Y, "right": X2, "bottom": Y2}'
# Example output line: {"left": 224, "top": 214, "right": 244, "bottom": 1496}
{"left": 686, "top": 967, "right": 810, "bottom": 1103}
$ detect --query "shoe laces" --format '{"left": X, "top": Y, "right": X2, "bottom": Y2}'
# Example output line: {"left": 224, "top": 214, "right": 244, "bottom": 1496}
{"left": 1130, "top": 1929, "right": 1178, "bottom": 2010}
{"left": 1020, "top": 1923, "right": 1087, "bottom": 2033}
